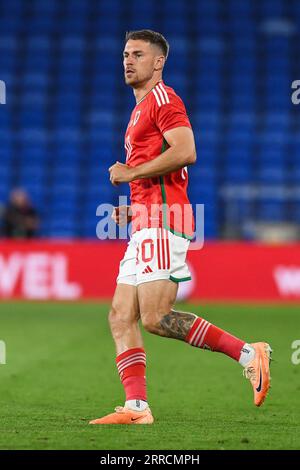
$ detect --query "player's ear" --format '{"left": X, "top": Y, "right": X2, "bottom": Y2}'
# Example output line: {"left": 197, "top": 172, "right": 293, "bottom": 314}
{"left": 154, "top": 55, "right": 165, "bottom": 71}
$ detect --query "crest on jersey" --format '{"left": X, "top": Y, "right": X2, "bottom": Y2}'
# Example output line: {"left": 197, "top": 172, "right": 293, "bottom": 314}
{"left": 133, "top": 111, "right": 141, "bottom": 126}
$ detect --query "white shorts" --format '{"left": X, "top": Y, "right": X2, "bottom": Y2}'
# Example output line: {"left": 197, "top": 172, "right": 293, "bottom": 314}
{"left": 117, "top": 228, "right": 191, "bottom": 286}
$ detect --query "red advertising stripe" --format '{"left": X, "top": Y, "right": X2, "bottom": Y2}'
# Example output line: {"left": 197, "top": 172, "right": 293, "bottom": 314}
{"left": 0, "top": 240, "right": 300, "bottom": 302}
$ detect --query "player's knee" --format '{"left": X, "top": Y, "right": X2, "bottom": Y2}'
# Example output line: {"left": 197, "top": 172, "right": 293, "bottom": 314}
{"left": 109, "top": 306, "right": 124, "bottom": 329}
{"left": 108, "top": 304, "right": 136, "bottom": 335}
{"left": 141, "top": 313, "right": 160, "bottom": 335}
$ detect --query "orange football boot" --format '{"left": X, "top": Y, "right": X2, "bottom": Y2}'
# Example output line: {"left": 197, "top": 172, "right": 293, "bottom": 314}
{"left": 243, "top": 342, "right": 272, "bottom": 407}
{"left": 89, "top": 406, "right": 154, "bottom": 425}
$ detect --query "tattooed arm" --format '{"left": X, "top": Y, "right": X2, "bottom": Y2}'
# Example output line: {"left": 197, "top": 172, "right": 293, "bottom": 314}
{"left": 158, "top": 310, "right": 198, "bottom": 340}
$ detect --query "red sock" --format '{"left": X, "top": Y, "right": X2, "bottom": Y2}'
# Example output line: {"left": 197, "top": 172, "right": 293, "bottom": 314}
{"left": 185, "top": 317, "right": 245, "bottom": 362}
{"left": 116, "top": 347, "right": 147, "bottom": 402}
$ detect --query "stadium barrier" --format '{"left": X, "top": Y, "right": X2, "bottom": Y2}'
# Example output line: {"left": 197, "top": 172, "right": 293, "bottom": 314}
{"left": 0, "top": 241, "right": 299, "bottom": 302}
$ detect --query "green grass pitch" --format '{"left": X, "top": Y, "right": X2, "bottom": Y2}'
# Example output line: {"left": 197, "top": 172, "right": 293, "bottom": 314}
{"left": 0, "top": 301, "right": 299, "bottom": 450}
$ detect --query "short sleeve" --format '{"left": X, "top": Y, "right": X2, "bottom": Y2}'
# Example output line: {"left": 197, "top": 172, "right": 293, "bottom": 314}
{"left": 150, "top": 87, "right": 192, "bottom": 135}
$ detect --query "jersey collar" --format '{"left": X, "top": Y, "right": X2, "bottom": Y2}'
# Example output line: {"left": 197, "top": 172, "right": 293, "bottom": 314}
{"left": 136, "top": 80, "right": 163, "bottom": 106}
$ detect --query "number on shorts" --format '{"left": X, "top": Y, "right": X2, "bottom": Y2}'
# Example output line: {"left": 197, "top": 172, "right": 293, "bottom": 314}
{"left": 141, "top": 239, "right": 154, "bottom": 262}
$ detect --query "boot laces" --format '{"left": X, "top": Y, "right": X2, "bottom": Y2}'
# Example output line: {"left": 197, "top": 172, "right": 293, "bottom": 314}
{"left": 114, "top": 406, "right": 125, "bottom": 413}
{"left": 243, "top": 366, "right": 256, "bottom": 382}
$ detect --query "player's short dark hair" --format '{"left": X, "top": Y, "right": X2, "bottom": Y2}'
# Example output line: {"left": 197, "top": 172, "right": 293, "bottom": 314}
{"left": 125, "top": 30, "right": 169, "bottom": 59}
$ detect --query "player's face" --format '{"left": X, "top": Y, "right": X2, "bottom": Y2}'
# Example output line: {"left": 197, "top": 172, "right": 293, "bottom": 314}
{"left": 123, "top": 40, "right": 160, "bottom": 87}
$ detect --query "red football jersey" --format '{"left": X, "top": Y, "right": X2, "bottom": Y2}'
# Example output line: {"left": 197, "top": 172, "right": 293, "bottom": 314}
{"left": 125, "top": 80, "right": 194, "bottom": 239}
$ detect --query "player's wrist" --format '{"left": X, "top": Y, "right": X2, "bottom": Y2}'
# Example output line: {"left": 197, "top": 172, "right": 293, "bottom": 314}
{"left": 129, "top": 166, "right": 141, "bottom": 181}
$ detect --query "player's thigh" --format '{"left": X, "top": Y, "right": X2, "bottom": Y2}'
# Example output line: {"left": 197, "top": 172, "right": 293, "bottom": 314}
{"left": 110, "top": 283, "right": 140, "bottom": 327}
{"left": 137, "top": 279, "right": 178, "bottom": 326}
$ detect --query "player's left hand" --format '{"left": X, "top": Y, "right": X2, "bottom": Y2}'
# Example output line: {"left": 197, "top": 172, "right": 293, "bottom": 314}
{"left": 109, "top": 162, "right": 135, "bottom": 186}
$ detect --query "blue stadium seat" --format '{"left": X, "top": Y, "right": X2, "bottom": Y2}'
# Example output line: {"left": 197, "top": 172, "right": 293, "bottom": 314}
{"left": 0, "top": 165, "right": 12, "bottom": 184}
{"left": 258, "top": 200, "right": 286, "bottom": 222}
{"left": 257, "top": 167, "right": 286, "bottom": 184}
{"left": 225, "top": 165, "right": 253, "bottom": 183}
{"left": 47, "top": 218, "right": 78, "bottom": 238}
{"left": 0, "top": 0, "right": 297, "bottom": 238}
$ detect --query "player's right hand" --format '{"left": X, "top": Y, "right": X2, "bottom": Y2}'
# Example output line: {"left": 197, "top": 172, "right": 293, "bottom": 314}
{"left": 111, "top": 205, "right": 132, "bottom": 226}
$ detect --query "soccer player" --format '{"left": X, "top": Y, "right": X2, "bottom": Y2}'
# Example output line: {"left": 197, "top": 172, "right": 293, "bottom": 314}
{"left": 90, "top": 30, "right": 272, "bottom": 425}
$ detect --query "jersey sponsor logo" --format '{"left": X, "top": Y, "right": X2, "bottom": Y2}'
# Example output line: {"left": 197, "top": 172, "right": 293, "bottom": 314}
{"left": 133, "top": 111, "right": 141, "bottom": 126}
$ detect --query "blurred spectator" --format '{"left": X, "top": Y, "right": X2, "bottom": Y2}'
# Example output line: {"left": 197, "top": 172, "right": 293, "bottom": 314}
{"left": 1, "top": 189, "right": 39, "bottom": 238}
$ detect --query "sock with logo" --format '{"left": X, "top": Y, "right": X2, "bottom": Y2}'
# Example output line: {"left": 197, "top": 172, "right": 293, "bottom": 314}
{"left": 185, "top": 317, "right": 249, "bottom": 363}
{"left": 125, "top": 399, "right": 149, "bottom": 412}
{"left": 116, "top": 347, "right": 148, "bottom": 409}
{"left": 238, "top": 343, "right": 255, "bottom": 367}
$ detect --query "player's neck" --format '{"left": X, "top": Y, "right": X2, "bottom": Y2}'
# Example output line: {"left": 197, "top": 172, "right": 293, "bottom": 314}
{"left": 133, "top": 77, "right": 163, "bottom": 105}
